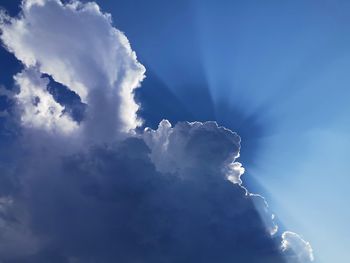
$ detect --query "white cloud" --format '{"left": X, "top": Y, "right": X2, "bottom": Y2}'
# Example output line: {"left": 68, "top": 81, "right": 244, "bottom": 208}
{"left": 224, "top": 161, "right": 245, "bottom": 184}
{"left": 282, "top": 231, "right": 314, "bottom": 262}
{"left": 14, "top": 68, "right": 78, "bottom": 134}
{"left": 0, "top": 0, "right": 145, "bottom": 141}
{"left": 143, "top": 120, "right": 243, "bottom": 179}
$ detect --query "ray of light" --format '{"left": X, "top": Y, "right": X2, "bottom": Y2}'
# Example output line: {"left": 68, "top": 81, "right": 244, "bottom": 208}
{"left": 191, "top": 1, "right": 350, "bottom": 263}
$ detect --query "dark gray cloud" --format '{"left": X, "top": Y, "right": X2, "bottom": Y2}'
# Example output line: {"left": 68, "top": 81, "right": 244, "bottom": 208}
{"left": 0, "top": 134, "right": 285, "bottom": 263}
{"left": 0, "top": 120, "right": 313, "bottom": 263}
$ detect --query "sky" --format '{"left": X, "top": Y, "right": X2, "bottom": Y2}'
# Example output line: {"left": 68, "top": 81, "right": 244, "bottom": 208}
{"left": 0, "top": 0, "right": 349, "bottom": 262}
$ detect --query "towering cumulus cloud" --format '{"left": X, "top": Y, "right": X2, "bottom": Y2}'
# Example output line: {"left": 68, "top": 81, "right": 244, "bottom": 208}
{"left": 0, "top": 0, "right": 313, "bottom": 262}
{"left": 0, "top": 0, "right": 145, "bottom": 141}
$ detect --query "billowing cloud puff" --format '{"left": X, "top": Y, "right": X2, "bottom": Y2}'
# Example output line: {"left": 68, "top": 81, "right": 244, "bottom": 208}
{"left": 14, "top": 68, "right": 78, "bottom": 134}
{"left": 0, "top": 0, "right": 145, "bottom": 141}
{"left": 0, "top": 1, "right": 313, "bottom": 262}
{"left": 282, "top": 231, "right": 314, "bottom": 262}
{"left": 143, "top": 120, "right": 246, "bottom": 185}
{"left": 143, "top": 120, "right": 243, "bottom": 180}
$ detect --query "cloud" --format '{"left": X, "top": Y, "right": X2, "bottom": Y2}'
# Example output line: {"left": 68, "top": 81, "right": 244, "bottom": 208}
{"left": 282, "top": 231, "right": 314, "bottom": 262}
{"left": 0, "top": 196, "right": 41, "bottom": 260}
{"left": 0, "top": 86, "right": 13, "bottom": 117}
{"left": 0, "top": 86, "right": 13, "bottom": 97}
{"left": 14, "top": 68, "right": 78, "bottom": 134}
{"left": 0, "top": 1, "right": 313, "bottom": 262}
{"left": 0, "top": 0, "right": 145, "bottom": 142}
{"left": 0, "top": 132, "right": 287, "bottom": 263}
{"left": 143, "top": 120, "right": 242, "bottom": 177}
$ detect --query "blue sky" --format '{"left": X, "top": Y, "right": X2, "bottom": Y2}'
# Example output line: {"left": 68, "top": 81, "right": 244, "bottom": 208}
{"left": 0, "top": 0, "right": 349, "bottom": 262}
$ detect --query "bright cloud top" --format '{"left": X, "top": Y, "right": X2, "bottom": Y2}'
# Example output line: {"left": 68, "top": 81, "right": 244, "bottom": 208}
{"left": 144, "top": 120, "right": 243, "bottom": 180}
{"left": 0, "top": 1, "right": 314, "bottom": 262}
{"left": 282, "top": 231, "right": 314, "bottom": 262}
{"left": 0, "top": 0, "right": 145, "bottom": 141}
{"left": 14, "top": 68, "right": 78, "bottom": 134}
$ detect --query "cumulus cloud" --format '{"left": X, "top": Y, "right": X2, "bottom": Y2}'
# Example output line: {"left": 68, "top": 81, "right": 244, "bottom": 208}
{"left": 0, "top": 0, "right": 145, "bottom": 141}
{"left": 0, "top": 131, "right": 287, "bottom": 263}
{"left": 143, "top": 120, "right": 242, "bottom": 177}
{"left": 14, "top": 68, "right": 78, "bottom": 134}
{"left": 282, "top": 231, "right": 314, "bottom": 262}
{"left": 0, "top": 0, "right": 313, "bottom": 262}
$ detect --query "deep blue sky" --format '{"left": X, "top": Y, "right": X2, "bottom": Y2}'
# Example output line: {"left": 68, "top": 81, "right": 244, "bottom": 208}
{"left": 1, "top": 0, "right": 350, "bottom": 262}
